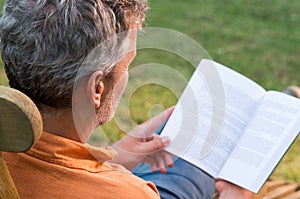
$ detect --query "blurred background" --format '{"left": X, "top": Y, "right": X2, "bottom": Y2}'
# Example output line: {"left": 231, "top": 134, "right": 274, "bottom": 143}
{"left": 0, "top": 0, "right": 299, "bottom": 182}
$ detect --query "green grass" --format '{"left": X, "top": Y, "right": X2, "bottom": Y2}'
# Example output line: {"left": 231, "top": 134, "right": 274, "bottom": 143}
{"left": 0, "top": 0, "right": 299, "bottom": 183}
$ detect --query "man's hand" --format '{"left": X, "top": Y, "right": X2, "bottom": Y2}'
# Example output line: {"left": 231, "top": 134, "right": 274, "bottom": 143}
{"left": 215, "top": 179, "right": 254, "bottom": 199}
{"left": 110, "top": 107, "right": 174, "bottom": 172}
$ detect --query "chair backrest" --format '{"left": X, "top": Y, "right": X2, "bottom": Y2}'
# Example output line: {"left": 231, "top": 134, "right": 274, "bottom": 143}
{"left": 0, "top": 85, "right": 43, "bottom": 199}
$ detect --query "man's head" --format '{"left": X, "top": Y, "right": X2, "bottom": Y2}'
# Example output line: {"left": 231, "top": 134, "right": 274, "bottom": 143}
{"left": 0, "top": 0, "right": 147, "bottom": 121}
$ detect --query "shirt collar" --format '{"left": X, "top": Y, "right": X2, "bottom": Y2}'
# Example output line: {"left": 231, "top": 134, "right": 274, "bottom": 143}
{"left": 26, "top": 132, "right": 117, "bottom": 172}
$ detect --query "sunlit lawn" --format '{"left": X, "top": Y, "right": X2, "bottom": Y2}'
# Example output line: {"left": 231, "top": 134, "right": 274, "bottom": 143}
{"left": 0, "top": 0, "right": 299, "bottom": 183}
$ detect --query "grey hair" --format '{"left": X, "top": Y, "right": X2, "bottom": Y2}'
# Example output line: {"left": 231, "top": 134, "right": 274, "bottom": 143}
{"left": 0, "top": 0, "right": 147, "bottom": 110}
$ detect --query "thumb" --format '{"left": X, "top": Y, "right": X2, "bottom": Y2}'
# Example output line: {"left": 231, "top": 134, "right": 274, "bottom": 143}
{"left": 215, "top": 179, "right": 225, "bottom": 192}
{"left": 137, "top": 135, "right": 171, "bottom": 154}
{"left": 134, "top": 106, "right": 175, "bottom": 138}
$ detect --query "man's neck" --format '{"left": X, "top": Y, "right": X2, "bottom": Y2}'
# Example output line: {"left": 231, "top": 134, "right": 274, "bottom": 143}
{"left": 42, "top": 109, "right": 92, "bottom": 143}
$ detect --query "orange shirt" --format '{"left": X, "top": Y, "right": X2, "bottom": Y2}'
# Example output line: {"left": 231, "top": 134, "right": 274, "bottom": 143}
{"left": 3, "top": 132, "right": 160, "bottom": 199}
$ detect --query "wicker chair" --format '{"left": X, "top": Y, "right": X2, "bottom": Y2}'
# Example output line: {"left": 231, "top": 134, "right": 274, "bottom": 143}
{"left": 0, "top": 86, "right": 42, "bottom": 199}
{"left": 254, "top": 179, "right": 300, "bottom": 199}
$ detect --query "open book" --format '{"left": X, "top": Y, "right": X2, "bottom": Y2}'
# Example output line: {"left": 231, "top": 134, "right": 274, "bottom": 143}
{"left": 160, "top": 59, "right": 300, "bottom": 193}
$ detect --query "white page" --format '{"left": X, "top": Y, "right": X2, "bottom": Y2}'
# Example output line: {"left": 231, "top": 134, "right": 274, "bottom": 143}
{"left": 161, "top": 59, "right": 266, "bottom": 177}
{"left": 218, "top": 91, "right": 300, "bottom": 193}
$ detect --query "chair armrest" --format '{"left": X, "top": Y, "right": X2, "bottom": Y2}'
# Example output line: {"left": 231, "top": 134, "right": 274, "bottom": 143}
{"left": 0, "top": 85, "right": 42, "bottom": 152}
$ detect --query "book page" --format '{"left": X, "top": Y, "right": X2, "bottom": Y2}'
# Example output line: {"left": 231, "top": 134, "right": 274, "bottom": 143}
{"left": 218, "top": 91, "right": 300, "bottom": 193}
{"left": 161, "top": 59, "right": 266, "bottom": 177}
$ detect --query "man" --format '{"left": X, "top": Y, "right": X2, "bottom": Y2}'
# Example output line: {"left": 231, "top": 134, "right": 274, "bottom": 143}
{"left": 0, "top": 0, "right": 252, "bottom": 198}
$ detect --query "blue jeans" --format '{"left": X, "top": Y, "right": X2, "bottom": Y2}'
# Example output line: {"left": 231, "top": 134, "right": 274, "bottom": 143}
{"left": 132, "top": 122, "right": 215, "bottom": 199}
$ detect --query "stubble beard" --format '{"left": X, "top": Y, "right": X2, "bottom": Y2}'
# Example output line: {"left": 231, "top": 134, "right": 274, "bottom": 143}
{"left": 96, "top": 70, "right": 129, "bottom": 126}
{"left": 96, "top": 82, "right": 114, "bottom": 126}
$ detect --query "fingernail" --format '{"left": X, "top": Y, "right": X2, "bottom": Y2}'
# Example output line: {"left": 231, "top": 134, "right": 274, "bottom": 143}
{"left": 161, "top": 136, "right": 170, "bottom": 145}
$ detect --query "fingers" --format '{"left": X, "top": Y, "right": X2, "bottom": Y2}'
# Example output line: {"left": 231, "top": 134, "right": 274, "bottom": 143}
{"left": 144, "top": 150, "right": 173, "bottom": 173}
{"left": 158, "top": 151, "right": 173, "bottom": 173}
{"left": 215, "top": 179, "right": 226, "bottom": 192}
{"left": 144, "top": 156, "right": 158, "bottom": 172}
{"left": 164, "top": 151, "right": 174, "bottom": 168}
{"left": 136, "top": 135, "right": 171, "bottom": 154}
{"left": 215, "top": 179, "right": 254, "bottom": 199}
{"left": 153, "top": 151, "right": 167, "bottom": 174}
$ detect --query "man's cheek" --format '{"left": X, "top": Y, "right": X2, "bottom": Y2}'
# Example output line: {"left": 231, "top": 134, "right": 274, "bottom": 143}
{"left": 112, "top": 72, "right": 128, "bottom": 111}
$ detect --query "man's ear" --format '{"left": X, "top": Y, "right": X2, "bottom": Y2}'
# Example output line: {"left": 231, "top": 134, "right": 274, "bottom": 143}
{"left": 87, "top": 71, "right": 104, "bottom": 108}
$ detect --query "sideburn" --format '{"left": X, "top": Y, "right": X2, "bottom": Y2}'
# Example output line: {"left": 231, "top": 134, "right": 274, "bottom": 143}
{"left": 95, "top": 71, "right": 115, "bottom": 125}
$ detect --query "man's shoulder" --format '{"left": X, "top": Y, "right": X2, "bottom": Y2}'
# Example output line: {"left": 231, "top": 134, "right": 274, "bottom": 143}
{"left": 3, "top": 151, "right": 160, "bottom": 198}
